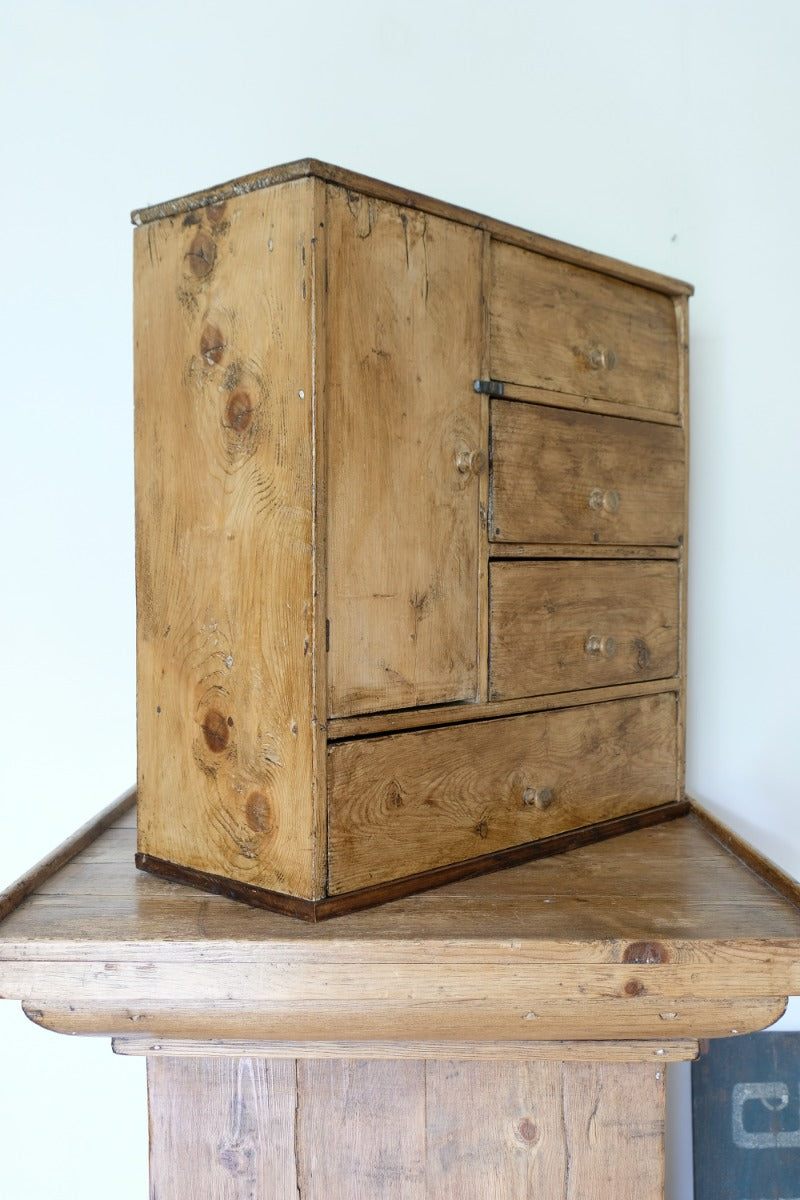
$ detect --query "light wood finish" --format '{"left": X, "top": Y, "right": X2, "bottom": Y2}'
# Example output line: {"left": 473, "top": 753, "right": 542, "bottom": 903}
{"left": 324, "top": 185, "right": 483, "bottom": 717}
{"left": 144, "top": 1054, "right": 667, "bottom": 1199}
{"left": 489, "top": 560, "right": 679, "bottom": 700}
{"left": 490, "top": 400, "right": 685, "bottom": 546}
{"left": 3, "top": 803, "right": 800, "bottom": 1043}
{"left": 495, "top": 380, "right": 682, "bottom": 427}
{"left": 24, "top": 997, "right": 786, "bottom": 1044}
{"left": 134, "top": 179, "right": 323, "bottom": 900}
{"left": 114, "top": 1037, "right": 699, "bottom": 1062}
{"left": 490, "top": 240, "right": 680, "bottom": 414}
{"left": 0, "top": 786, "right": 135, "bottom": 922}
{"left": 328, "top": 677, "right": 679, "bottom": 739}
{"left": 147, "top": 1055, "right": 299, "bottom": 1197}
{"left": 328, "top": 694, "right": 678, "bottom": 892}
{"left": 133, "top": 162, "right": 691, "bottom": 914}
{"left": 3, "top": 802, "right": 799, "bottom": 1200}
{"left": 131, "top": 158, "right": 694, "bottom": 299}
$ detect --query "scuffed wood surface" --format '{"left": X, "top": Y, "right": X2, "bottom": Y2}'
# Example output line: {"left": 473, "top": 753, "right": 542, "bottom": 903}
{"left": 134, "top": 179, "right": 323, "bottom": 899}
{"left": 131, "top": 157, "right": 694, "bottom": 298}
{"left": 490, "top": 239, "right": 680, "bottom": 413}
{"left": 327, "top": 694, "right": 678, "bottom": 892}
{"left": 146, "top": 1055, "right": 667, "bottom": 1199}
{"left": 115, "top": 1037, "right": 699, "bottom": 1062}
{"left": 148, "top": 1055, "right": 298, "bottom": 1198}
{"left": 489, "top": 560, "right": 679, "bottom": 699}
{"left": 324, "top": 184, "right": 483, "bottom": 718}
{"left": 1, "top": 806, "right": 800, "bottom": 1042}
{"left": 490, "top": 400, "right": 685, "bottom": 546}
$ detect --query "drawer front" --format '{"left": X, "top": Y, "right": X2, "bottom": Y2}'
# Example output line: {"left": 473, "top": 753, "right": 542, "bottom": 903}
{"left": 490, "top": 560, "right": 679, "bottom": 700}
{"left": 328, "top": 693, "right": 677, "bottom": 893}
{"left": 490, "top": 240, "right": 680, "bottom": 415}
{"left": 490, "top": 400, "right": 685, "bottom": 545}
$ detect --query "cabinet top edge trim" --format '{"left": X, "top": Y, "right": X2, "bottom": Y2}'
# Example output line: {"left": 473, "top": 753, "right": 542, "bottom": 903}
{"left": 130, "top": 158, "right": 693, "bottom": 299}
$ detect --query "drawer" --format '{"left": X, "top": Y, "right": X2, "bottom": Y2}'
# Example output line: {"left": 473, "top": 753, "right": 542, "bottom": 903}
{"left": 490, "top": 240, "right": 680, "bottom": 415}
{"left": 489, "top": 560, "right": 679, "bottom": 700}
{"left": 490, "top": 400, "right": 685, "bottom": 545}
{"left": 327, "top": 693, "right": 677, "bottom": 893}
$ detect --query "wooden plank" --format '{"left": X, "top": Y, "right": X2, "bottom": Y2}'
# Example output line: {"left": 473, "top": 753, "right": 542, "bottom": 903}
{"left": 22, "top": 995, "right": 787, "bottom": 1043}
{"left": 490, "top": 239, "right": 680, "bottom": 414}
{"left": 425, "top": 1059, "right": 567, "bottom": 1197}
{"left": 490, "top": 399, "right": 686, "bottom": 546}
{"left": 560, "top": 1062, "right": 666, "bottom": 1198}
{"left": 297, "top": 1060, "right": 426, "bottom": 1197}
{"left": 114, "top": 1037, "right": 699, "bottom": 1062}
{"left": 134, "top": 179, "right": 321, "bottom": 900}
{"left": 328, "top": 695, "right": 678, "bottom": 893}
{"left": 4, "top": 958, "right": 797, "bottom": 1006}
{"left": 6, "top": 815, "right": 800, "bottom": 959}
{"left": 691, "top": 801, "right": 800, "bottom": 908}
{"left": 328, "top": 677, "right": 679, "bottom": 739}
{"left": 131, "top": 158, "right": 694, "bottom": 298}
{"left": 147, "top": 1055, "right": 298, "bottom": 1198}
{"left": 489, "top": 560, "right": 679, "bottom": 699}
{"left": 495, "top": 380, "right": 683, "bottom": 426}
{"left": 143, "top": 1055, "right": 666, "bottom": 1199}
{"left": 489, "top": 544, "right": 681, "bottom": 559}
{"left": 324, "top": 183, "right": 483, "bottom": 718}
{"left": 0, "top": 787, "right": 135, "bottom": 921}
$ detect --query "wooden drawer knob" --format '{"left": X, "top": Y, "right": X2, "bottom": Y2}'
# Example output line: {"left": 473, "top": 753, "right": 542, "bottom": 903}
{"left": 585, "top": 634, "right": 617, "bottom": 659}
{"left": 522, "top": 786, "right": 554, "bottom": 811}
{"left": 588, "top": 487, "right": 620, "bottom": 513}
{"left": 456, "top": 446, "right": 487, "bottom": 477}
{"left": 587, "top": 346, "right": 617, "bottom": 371}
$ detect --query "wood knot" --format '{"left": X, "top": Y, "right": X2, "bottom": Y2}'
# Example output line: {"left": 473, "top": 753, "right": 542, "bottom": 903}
{"left": 624, "top": 978, "right": 646, "bottom": 997}
{"left": 201, "top": 709, "right": 230, "bottom": 753}
{"left": 245, "top": 792, "right": 273, "bottom": 834}
{"left": 517, "top": 1118, "right": 539, "bottom": 1144}
{"left": 186, "top": 231, "right": 216, "bottom": 278}
{"left": 623, "top": 941, "right": 668, "bottom": 965}
{"left": 225, "top": 388, "right": 254, "bottom": 431}
{"left": 200, "top": 322, "right": 226, "bottom": 365}
{"left": 475, "top": 819, "right": 489, "bottom": 839}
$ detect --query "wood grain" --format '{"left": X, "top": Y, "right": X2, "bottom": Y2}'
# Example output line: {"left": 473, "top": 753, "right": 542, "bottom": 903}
{"left": 144, "top": 1055, "right": 667, "bottom": 1199}
{"left": 148, "top": 1055, "right": 299, "bottom": 1198}
{"left": 0, "top": 787, "right": 135, "bottom": 921}
{"left": 328, "top": 694, "right": 678, "bottom": 892}
{"left": 324, "top": 183, "right": 483, "bottom": 718}
{"left": 327, "top": 678, "right": 679, "bottom": 739}
{"left": 490, "top": 399, "right": 686, "bottom": 546}
{"left": 134, "top": 179, "right": 323, "bottom": 899}
{"left": 490, "top": 239, "right": 680, "bottom": 413}
{"left": 115, "top": 1037, "right": 699, "bottom": 1062}
{"left": 23, "top": 996, "right": 787, "bottom": 1043}
{"left": 489, "top": 560, "right": 679, "bottom": 699}
{"left": 131, "top": 158, "right": 694, "bottom": 299}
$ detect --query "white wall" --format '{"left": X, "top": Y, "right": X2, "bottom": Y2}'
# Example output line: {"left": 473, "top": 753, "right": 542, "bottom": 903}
{"left": 1, "top": 2, "right": 798, "bottom": 1196}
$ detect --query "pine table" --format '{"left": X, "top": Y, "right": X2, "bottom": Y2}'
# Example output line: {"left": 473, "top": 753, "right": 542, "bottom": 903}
{"left": 2, "top": 788, "right": 799, "bottom": 1198}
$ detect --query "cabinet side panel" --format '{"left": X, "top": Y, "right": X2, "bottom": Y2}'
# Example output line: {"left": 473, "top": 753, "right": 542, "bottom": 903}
{"left": 325, "top": 185, "right": 484, "bottom": 718}
{"left": 135, "top": 181, "right": 319, "bottom": 899}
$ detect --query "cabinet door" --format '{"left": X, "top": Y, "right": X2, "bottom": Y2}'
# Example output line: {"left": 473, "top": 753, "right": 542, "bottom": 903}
{"left": 325, "top": 186, "right": 483, "bottom": 718}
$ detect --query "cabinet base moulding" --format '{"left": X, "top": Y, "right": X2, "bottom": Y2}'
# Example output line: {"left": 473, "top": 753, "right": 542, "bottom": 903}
{"left": 136, "top": 798, "right": 690, "bottom": 920}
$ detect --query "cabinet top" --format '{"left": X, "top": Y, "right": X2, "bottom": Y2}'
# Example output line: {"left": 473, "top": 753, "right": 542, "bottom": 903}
{"left": 131, "top": 158, "right": 693, "bottom": 298}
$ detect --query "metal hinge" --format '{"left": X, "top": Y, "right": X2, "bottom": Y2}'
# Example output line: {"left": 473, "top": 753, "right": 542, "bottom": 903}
{"left": 473, "top": 379, "right": 505, "bottom": 397}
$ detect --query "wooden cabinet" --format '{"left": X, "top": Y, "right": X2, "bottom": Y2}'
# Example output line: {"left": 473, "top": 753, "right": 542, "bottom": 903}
{"left": 133, "top": 160, "right": 691, "bottom": 918}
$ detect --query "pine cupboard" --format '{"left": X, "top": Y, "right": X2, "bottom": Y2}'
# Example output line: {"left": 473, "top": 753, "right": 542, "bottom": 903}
{"left": 133, "top": 160, "right": 691, "bottom": 918}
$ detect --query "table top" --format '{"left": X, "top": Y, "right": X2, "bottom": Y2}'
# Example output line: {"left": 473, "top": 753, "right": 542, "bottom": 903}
{"left": 1, "top": 792, "right": 798, "bottom": 1046}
